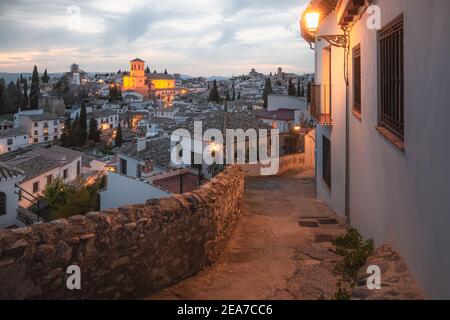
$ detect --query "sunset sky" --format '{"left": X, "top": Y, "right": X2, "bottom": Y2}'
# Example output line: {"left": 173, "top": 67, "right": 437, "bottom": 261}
{"left": 0, "top": 0, "right": 313, "bottom": 76}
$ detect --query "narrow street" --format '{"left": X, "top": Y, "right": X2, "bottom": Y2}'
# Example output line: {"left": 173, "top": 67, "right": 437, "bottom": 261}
{"left": 147, "top": 169, "right": 347, "bottom": 300}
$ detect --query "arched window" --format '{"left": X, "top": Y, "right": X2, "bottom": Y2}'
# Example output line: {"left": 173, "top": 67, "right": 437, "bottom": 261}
{"left": 0, "top": 192, "right": 6, "bottom": 216}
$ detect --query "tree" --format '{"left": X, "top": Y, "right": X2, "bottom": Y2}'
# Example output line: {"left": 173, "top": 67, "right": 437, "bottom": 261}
{"left": 164, "top": 68, "right": 168, "bottom": 75}
{"left": 6, "top": 81, "right": 20, "bottom": 113}
{"left": 29, "top": 65, "right": 40, "bottom": 109}
{"left": 288, "top": 78, "right": 296, "bottom": 96}
{"left": 226, "top": 91, "right": 231, "bottom": 101}
{"left": 115, "top": 123, "right": 123, "bottom": 147}
{"left": 43, "top": 179, "right": 100, "bottom": 220}
{"left": 297, "top": 78, "right": 301, "bottom": 97}
{"left": 208, "top": 80, "right": 220, "bottom": 103}
{"left": 300, "top": 84, "right": 305, "bottom": 97}
{"left": 0, "top": 79, "right": 6, "bottom": 115}
{"left": 145, "top": 66, "right": 150, "bottom": 73}
{"left": 22, "top": 78, "right": 28, "bottom": 109}
{"left": 42, "top": 69, "right": 50, "bottom": 83}
{"left": 263, "top": 77, "right": 273, "bottom": 108}
{"left": 237, "top": 91, "right": 241, "bottom": 100}
{"left": 15, "top": 79, "right": 23, "bottom": 109}
{"left": 61, "top": 116, "right": 73, "bottom": 147}
{"left": 231, "top": 84, "right": 236, "bottom": 101}
{"left": 88, "top": 119, "right": 100, "bottom": 143}
{"left": 71, "top": 115, "right": 81, "bottom": 147}
{"left": 42, "top": 178, "right": 75, "bottom": 209}
{"left": 79, "top": 103, "right": 88, "bottom": 145}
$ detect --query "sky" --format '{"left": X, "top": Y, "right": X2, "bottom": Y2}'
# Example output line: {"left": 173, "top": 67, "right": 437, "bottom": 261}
{"left": 0, "top": 0, "right": 314, "bottom": 77}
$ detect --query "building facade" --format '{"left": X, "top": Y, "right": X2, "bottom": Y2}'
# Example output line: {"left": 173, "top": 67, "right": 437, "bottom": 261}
{"left": 301, "top": 0, "right": 450, "bottom": 298}
{"left": 122, "top": 58, "right": 149, "bottom": 96}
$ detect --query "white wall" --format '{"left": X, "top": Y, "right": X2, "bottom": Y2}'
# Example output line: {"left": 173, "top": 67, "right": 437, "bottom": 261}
{"left": 268, "top": 94, "right": 307, "bottom": 111}
{"left": 100, "top": 172, "right": 170, "bottom": 210}
{"left": 314, "top": 11, "right": 347, "bottom": 217}
{"left": 0, "top": 176, "right": 23, "bottom": 228}
{"left": 0, "top": 134, "right": 30, "bottom": 154}
{"left": 19, "top": 157, "right": 81, "bottom": 208}
{"left": 313, "top": 0, "right": 450, "bottom": 298}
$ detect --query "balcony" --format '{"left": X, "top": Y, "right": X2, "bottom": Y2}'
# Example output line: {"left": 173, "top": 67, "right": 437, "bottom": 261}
{"left": 308, "top": 84, "right": 333, "bottom": 126}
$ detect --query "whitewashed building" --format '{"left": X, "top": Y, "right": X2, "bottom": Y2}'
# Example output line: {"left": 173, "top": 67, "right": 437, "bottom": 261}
{"left": 301, "top": 0, "right": 450, "bottom": 298}
{"left": 0, "top": 146, "right": 82, "bottom": 208}
{"left": 14, "top": 110, "right": 64, "bottom": 144}
{"left": 0, "top": 128, "right": 30, "bottom": 154}
{"left": 0, "top": 163, "right": 24, "bottom": 229}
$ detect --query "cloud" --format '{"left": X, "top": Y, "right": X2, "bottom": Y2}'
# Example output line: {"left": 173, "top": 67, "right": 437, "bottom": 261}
{"left": 0, "top": 0, "right": 314, "bottom": 76}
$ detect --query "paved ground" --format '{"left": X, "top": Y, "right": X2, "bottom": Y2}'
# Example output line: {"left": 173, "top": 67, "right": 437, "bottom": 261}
{"left": 147, "top": 169, "right": 347, "bottom": 300}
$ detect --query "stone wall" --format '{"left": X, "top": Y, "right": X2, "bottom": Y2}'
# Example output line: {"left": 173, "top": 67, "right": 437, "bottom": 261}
{"left": 0, "top": 166, "right": 244, "bottom": 299}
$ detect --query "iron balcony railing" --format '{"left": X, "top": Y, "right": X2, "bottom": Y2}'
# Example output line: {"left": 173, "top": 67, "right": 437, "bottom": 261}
{"left": 308, "top": 84, "right": 333, "bottom": 126}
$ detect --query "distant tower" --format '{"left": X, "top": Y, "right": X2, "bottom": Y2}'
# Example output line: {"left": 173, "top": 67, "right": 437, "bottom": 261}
{"left": 71, "top": 63, "right": 79, "bottom": 73}
{"left": 277, "top": 67, "right": 283, "bottom": 76}
{"left": 122, "top": 58, "right": 148, "bottom": 96}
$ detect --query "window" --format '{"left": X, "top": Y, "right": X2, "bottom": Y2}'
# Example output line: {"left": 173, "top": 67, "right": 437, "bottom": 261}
{"left": 44, "top": 136, "right": 48, "bottom": 141}
{"left": 34, "top": 130, "right": 38, "bottom": 136}
{"left": 322, "top": 135, "right": 331, "bottom": 189}
{"left": 120, "top": 158, "right": 127, "bottom": 175}
{"left": 46, "top": 175, "right": 52, "bottom": 186}
{"left": 53, "top": 120, "right": 58, "bottom": 125}
{"left": 0, "top": 192, "right": 6, "bottom": 216}
{"left": 378, "top": 14, "right": 404, "bottom": 139}
{"left": 353, "top": 44, "right": 362, "bottom": 113}
{"left": 77, "top": 160, "right": 81, "bottom": 176}
{"left": 54, "top": 128, "right": 58, "bottom": 133}
{"left": 34, "top": 122, "right": 38, "bottom": 127}
{"left": 7, "top": 138, "right": 13, "bottom": 146}
{"left": 33, "top": 181, "right": 39, "bottom": 194}
{"left": 63, "top": 169, "right": 68, "bottom": 179}
{"left": 33, "top": 138, "right": 38, "bottom": 143}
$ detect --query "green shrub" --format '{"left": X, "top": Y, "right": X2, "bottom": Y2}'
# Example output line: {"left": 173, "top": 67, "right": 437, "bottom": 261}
{"left": 332, "top": 228, "right": 374, "bottom": 299}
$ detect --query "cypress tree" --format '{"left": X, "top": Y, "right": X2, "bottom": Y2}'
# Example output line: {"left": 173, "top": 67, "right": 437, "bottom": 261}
{"left": 208, "top": 80, "right": 220, "bottom": 103}
{"left": 226, "top": 91, "right": 231, "bottom": 101}
{"left": 72, "top": 115, "right": 82, "bottom": 147}
{"left": 164, "top": 69, "right": 168, "bottom": 75}
{"left": 237, "top": 91, "right": 241, "bottom": 100}
{"left": 297, "top": 78, "right": 301, "bottom": 96}
{"left": 42, "top": 69, "right": 50, "bottom": 83}
{"left": 22, "top": 79, "right": 28, "bottom": 109}
{"left": 79, "top": 103, "right": 88, "bottom": 145}
{"left": 29, "top": 65, "right": 40, "bottom": 109}
{"left": 88, "top": 118, "right": 100, "bottom": 143}
{"left": 15, "top": 79, "right": 23, "bottom": 110}
{"left": 115, "top": 123, "right": 123, "bottom": 147}
{"left": 61, "top": 116, "right": 73, "bottom": 147}
{"left": 145, "top": 66, "right": 150, "bottom": 73}
{"left": 263, "top": 78, "right": 273, "bottom": 108}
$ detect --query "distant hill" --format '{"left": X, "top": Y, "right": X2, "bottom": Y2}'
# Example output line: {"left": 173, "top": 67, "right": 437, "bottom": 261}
{"left": 0, "top": 72, "right": 62, "bottom": 83}
{"left": 206, "top": 76, "right": 230, "bottom": 81}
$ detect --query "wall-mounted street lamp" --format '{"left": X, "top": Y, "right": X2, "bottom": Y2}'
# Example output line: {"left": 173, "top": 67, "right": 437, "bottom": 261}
{"left": 303, "top": 11, "right": 350, "bottom": 83}
{"left": 304, "top": 11, "right": 349, "bottom": 48}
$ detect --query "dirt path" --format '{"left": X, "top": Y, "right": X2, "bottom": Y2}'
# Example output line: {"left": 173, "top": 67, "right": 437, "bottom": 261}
{"left": 146, "top": 169, "right": 347, "bottom": 300}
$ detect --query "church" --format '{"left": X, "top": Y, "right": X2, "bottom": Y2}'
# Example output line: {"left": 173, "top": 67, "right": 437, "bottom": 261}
{"left": 122, "top": 58, "right": 178, "bottom": 105}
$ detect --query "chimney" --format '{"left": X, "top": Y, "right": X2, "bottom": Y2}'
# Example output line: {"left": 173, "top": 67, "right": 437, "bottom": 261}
{"left": 137, "top": 137, "right": 146, "bottom": 152}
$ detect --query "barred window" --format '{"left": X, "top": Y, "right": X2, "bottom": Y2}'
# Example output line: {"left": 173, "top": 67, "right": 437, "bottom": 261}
{"left": 0, "top": 192, "right": 6, "bottom": 216}
{"left": 378, "top": 14, "right": 404, "bottom": 139}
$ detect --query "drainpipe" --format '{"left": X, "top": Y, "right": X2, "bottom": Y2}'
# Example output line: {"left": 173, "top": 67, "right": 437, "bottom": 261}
{"left": 342, "top": 26, "right": 351, "bottom": 222}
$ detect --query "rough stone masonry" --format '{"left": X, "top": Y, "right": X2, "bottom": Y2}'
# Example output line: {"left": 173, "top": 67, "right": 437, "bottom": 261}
{"left": 0, "top": 166, "right": 244, "bottom": 299}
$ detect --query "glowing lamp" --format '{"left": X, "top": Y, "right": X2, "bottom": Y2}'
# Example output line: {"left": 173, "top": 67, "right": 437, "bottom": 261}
{"left": 294, "top": 126, "right": 301, "bottom": 131}
{"left": 304, "top": 12, "right": 320, "bottom": 34}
